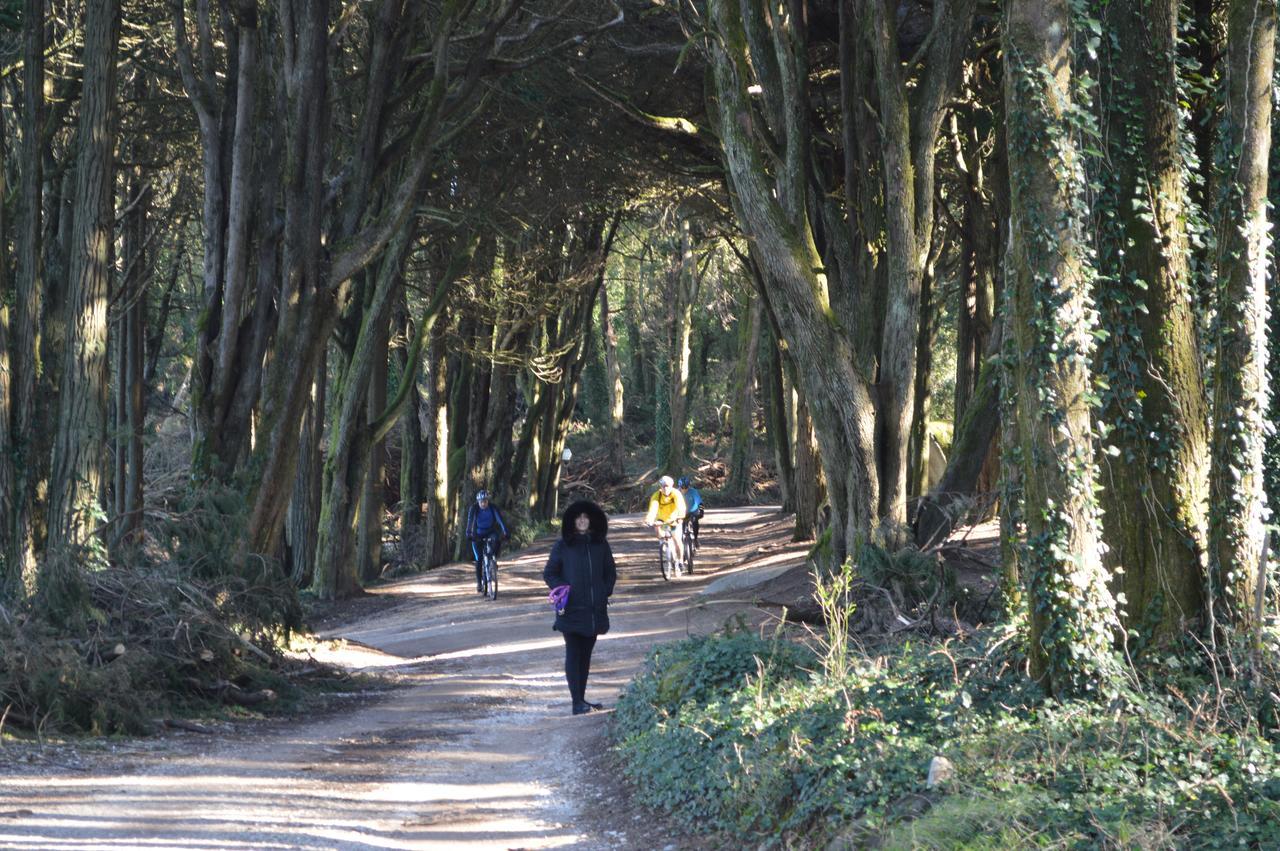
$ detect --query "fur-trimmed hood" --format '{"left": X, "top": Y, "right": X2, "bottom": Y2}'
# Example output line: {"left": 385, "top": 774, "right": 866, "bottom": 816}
{"left": 561, "top": 499, "right": 609, "bottom": 543}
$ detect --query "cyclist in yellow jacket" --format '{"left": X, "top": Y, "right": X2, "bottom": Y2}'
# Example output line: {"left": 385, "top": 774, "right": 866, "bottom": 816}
{"left": 645, "top": 475, "right": 688, "bottom": 567}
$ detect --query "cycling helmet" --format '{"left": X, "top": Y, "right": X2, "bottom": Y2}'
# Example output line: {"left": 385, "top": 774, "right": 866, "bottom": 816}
{"left": 677, "top": 476, "right": 690, "bottom": 488}
{"left": 659, "top": 475, "right": 674, "bottom": 488}
{"left": 475, "top": 490, "right": 489, "bottom": 503}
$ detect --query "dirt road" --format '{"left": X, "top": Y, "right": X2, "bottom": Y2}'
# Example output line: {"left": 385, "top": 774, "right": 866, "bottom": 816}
{"left": 0, "top": 507, "right": 808, "bottom": 850}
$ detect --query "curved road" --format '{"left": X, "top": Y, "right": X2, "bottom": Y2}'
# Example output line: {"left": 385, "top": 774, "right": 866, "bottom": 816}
{"left": 0, "top": 507, "right": 807, "bottom": 850}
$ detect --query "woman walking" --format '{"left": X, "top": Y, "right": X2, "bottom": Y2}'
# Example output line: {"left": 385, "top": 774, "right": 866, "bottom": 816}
{"left": 543, "top": 500, "right": 617, "bottom": 715}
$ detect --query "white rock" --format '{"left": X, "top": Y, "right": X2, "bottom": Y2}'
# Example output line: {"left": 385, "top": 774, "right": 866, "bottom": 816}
{"left": 926, "top": 755, "right": 954, "bottom": 788}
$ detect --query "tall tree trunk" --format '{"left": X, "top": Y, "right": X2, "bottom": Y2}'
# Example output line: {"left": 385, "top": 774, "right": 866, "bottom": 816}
{"left": 1006, "top": 0, "right": 1120, "bottom": 697}
{"left": 1208, "top": 0, "right": 1276, "bottom": 631}
{"left": 114, "top": 157, "right": 149, "bottom": 549}
{"left": 46, "top": 0, "right": 123, "bottom": 557}
{"left": 315, "top": 234, "right": 409, "bottom": 599}
{"left": 907, "top": 255, "right": 940, "bottom": 504}
{"left": 484, "top": 360, "right": 518, "bottom": 507}
{"left": 914, "top": 325, "right": 1002, "bottom": 548}
{"left": 725, "top": 292, "right": 762, "bottom": 500}
{"left": 422, "top": 318, "right": 451, "bottom": 567}
{"left": 764, "top": 334, "right": 795, "bottom": 513}
{"left": 358, "top": 311, "right": 390, "bottom": 582}
{"left": 599, "top": 278, "right": 625, "bottom": 481}
{"left": 1091, "top": 0, "right": 1210, "bottom": 642}
{"left": 951, "top": 111, "right": 996, "bottom": 427}
{"left": 185, "top": 7, "right": 262, "bottom": 476}
{"left": 860, "top": 0, "right": 977, "bottom": 537}
{"left": 313, "top": 232, "right": 475, "bottom": 598}
{"left": 998, "top": 308, "right": 1023, "bottom": 615}
{"left": 398, "top": 303, "right": 428, "bottom": 566}
{"left": 0, "top": 89, "right": 12, "bottom": 596}
{"left": 285, "top": 349, "right": 325, "bottom": 587}
{"left": 791, "top": 389, "right": 823, "bottom": 541}
{"left": 8, "top": 0, "right": 44, "bottom": 592}
{"left": 708, "top": 0, "right": 877, "bottom": 564}
{"left": 664, "top": 219, "right": 696, "bottom": 472}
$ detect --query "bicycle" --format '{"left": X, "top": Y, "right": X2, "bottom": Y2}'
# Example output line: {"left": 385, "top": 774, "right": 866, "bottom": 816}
{"left": 481, "top": 534, "right": 499, "bottom": 601}
{"left": 656, "top": 522, "right": 682, "bottom": 581}
{"left": 681, "top": 518, "right": 696, "bottom": 575}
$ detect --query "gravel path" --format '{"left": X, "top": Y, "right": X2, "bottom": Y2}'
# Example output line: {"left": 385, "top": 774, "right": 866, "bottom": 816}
{"left": 0, "top": 507, "right": 807, "bottom": 850}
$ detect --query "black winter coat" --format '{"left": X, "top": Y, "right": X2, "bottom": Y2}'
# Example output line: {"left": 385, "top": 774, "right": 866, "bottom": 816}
{"left": 543, "top": 500, "right": 617, "bottom": 637}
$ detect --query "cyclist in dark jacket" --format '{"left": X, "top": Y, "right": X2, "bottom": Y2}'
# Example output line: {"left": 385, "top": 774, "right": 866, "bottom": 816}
{"left": 466, "top": 490, "right": 508, "bottom": 594}
{"left": 543, "top": 499, "right": 617, "bottom": 715}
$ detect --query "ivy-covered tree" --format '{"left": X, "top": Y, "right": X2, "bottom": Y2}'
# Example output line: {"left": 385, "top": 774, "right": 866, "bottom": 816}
{"left": 1208, "top": 0, "right": 1276, "bottom": 631}
{"left": 1090, "top": 0, "right": 1209, "bottom": 642}
{"left": 1004, "top": 0, "right": 1120, "bottom": 697}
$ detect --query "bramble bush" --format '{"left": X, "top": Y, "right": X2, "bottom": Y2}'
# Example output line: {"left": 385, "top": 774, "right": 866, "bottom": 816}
{"left": 612, "top": 621, "right": 1280, "bottom": 848}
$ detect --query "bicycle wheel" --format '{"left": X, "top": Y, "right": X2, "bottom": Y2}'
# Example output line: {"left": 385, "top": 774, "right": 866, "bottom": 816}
{"left": 485, "top": 555, "right": 498, "bottom": 600}
{"left": 683, "top": 529, "right": 695, "bottom": 574}
{"left": 660, "top": 540, "right": 672, "bottom": 581}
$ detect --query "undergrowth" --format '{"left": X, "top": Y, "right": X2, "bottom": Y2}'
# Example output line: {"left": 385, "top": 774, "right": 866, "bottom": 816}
{"left": 612, "top": 620, "right": 1280, "bottom": 848}
{"left": 0, "top": 484, "right": 329, "bottom": 736}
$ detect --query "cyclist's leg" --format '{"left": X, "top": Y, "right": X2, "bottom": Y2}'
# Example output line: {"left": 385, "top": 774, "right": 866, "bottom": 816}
{"left": 671, "top": 521, "right": 684, "bottom": 564}
{"left": 471, "top": 539, "right": 483, "bottom": 591}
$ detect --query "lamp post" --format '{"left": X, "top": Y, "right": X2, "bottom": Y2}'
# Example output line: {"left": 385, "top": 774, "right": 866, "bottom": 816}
{"left": 558, "top": 447, "right": 573, "bottom": 513}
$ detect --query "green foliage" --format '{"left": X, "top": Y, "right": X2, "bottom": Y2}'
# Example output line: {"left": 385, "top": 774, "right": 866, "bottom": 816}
{"left": 507, "top": 516, "right": 555, "bottom": 551}
{"left": 155, "top": 483, "right": 302, "bottom": 632}
{"left": 614, "top": 626, "right": 1280, "bottom": 846}
{"left": 0, "top": 0, "right": 20, "bottom": 31}
{"left": 812, "top": 557, "right": 857, "bottom": 681}
{"left": 859, "top": 543, "right": 954, "bottom": 612}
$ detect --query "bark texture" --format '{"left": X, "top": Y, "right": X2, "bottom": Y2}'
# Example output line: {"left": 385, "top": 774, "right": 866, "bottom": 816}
{"left": 47, "top": 0, "right": 122, "bottom": 554}
{"left": 7, "top": 0, "right": 44, "bottom": 591}
{"left": 1208, "top": 0, "right": 1276, "bottom": 631}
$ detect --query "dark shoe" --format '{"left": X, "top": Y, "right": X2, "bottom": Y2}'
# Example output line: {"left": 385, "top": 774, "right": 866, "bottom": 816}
{"left": 586, "top": 701, "right": 604, "bottom": 711}
{"left": 572, "top": 701, "right": 595, "bottom": 715}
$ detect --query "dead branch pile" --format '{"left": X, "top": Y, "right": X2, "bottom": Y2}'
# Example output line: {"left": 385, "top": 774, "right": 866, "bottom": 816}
{"left": 0, "top": 485, "right": 327, "bottom": 736}
{"left": 0, "top": 559, "right": 313, "bottom": 735}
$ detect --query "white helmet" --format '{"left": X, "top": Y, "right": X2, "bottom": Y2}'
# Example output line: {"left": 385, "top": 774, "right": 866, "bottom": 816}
{"left": 659, "top": 475, "right": 674, "bottom": 488}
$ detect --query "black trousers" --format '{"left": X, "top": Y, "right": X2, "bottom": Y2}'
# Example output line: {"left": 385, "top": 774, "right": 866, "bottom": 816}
{"left": 562, "top": 631, "right": 598, "bottom": 704}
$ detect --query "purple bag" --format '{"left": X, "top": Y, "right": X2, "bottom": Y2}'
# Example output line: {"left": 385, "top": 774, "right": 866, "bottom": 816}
{"left": 549, "top": 584, "right": 571, "bottom": 615}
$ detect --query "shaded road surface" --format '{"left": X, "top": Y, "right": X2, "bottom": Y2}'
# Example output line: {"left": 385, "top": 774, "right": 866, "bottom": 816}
{"left": 0, "top": 507, "right": 807, "bottom": 850}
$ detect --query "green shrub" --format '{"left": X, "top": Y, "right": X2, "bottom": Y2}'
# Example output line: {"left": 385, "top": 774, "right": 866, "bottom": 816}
{"left": 612, "top": 623, "right": 1280, "bottom": 847}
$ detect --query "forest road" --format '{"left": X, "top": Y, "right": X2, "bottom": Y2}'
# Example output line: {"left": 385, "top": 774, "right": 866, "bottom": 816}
{"left": 0, "top": 506, "right": 809, "bottom": 851}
